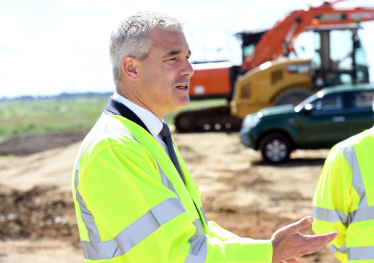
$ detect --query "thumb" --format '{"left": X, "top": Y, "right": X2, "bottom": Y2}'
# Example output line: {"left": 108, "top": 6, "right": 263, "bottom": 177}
{"left": 298, "top": 216, "right": 313, "bottom": 229}
{"left": 290, "top": 216, "right": 313, "bottom": 233}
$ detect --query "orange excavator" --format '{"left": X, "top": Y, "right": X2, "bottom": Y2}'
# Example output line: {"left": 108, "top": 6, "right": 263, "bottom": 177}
{"left": 175, "top": 0, "right": 374, "bottom": 132}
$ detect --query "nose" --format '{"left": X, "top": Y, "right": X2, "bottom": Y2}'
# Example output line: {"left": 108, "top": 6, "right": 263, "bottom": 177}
{"left": 180, "top": 58, "right": 194, "bottom": 77}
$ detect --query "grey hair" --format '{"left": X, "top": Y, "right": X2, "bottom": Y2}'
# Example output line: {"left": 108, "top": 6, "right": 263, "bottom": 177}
{"left": 109, "top": 11, "right": 184, "bottom": 85}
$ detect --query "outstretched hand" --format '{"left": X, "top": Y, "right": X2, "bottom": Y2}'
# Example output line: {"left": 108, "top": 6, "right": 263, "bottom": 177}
{"left": 271, "top": 216, "right": 338, "bottom": 263}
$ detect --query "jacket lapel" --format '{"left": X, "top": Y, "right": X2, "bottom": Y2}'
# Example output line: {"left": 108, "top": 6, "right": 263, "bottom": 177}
{"left": 104, "top": 97, "right": 152, "bottom": 135}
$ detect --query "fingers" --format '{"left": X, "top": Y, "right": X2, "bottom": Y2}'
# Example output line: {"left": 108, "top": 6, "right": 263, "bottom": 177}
{"left": 306, "top": 231, "right": 339, "bottom": 245}
{"left": 318, "top": 231, "right": 339, "bottom": 248}
{"left": 271, "top": 228, "right": 338, "bottom": 261}
{"left": 271, "top": 217, "right": 338, "bottom": 262}
{"left": 298, "top": 232, "right": 339, "bottom": 256}
{"left": 327, "top": 232, "right": 339, "bottom": 242}
{"left": 280, "top": 216, "right": 313, "bottom": 235}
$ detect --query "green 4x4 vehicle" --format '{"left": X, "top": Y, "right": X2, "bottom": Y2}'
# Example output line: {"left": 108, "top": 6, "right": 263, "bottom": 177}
{"left": 240, "top": 84, "right": 374, "bottom": 163}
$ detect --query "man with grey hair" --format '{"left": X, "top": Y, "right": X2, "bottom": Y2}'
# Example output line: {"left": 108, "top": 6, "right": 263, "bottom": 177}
{"left": 72, "top": 11, "right": 337, "bottom": 263}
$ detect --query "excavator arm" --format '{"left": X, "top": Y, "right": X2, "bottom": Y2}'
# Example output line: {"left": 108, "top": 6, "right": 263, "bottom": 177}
{"left": 243, "top": 0, "right": 374, "bottom": 71}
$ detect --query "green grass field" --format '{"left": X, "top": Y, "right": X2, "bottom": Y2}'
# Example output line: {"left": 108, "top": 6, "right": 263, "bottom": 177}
{"left": 0, "top": 96, "right": 227, "bottom": 143}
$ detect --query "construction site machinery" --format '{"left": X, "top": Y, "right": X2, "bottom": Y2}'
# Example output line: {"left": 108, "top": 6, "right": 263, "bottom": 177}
{"left": 174, "top": 0, "right": 374, "bottom": 133}
{"left": 232, "top": 23, "right": 369, "bottom": 118}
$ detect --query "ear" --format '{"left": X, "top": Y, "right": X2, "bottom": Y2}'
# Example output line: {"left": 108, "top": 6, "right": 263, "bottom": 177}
{"left": 121, "top": 57, "right": 139, "bottom": 82}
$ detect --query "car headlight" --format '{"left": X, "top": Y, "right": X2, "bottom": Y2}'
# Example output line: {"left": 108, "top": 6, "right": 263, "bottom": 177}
{"left": 241, "top": 113, "right": 261, "bottom": 129}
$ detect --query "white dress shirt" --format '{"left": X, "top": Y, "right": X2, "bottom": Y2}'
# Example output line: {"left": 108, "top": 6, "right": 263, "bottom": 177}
{"left": 112, "top": 91, "right": 170, "bottom": 157}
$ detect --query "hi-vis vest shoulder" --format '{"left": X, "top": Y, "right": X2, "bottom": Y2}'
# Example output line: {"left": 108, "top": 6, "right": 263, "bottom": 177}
{"left": 312, "top": 127, "right": 374, "bottom": 263}
{"left": 72, "top": 111, "right": 272, "bottom": 262}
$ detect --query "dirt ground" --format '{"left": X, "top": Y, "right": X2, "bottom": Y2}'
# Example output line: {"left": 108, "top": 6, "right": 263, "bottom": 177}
{"left": 0, "top": 129, "right": 339, "bottom": 263}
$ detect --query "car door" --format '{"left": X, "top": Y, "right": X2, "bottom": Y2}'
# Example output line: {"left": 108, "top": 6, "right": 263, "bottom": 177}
{"left": 343, "top": 90, "right": 374, "bottom": 134}
{"left": 295, "top": 92, "right": 350, "bottom": 148}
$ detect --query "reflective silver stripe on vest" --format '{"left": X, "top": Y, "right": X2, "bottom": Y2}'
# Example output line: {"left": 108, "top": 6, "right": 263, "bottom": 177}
{"left": 341, "top": 142, "right": 368, "bottom": 208}
{"left": 200, "top": 206, "right": 208, "bottom": 225}
{"left": 82, "top": 197, "right": 185, "bottom": 260}
{"left": 172, "top": 141, "right": 207, "bottom": 263}
{"left": 340, "top": 140, "right": 374, "bottom": 225}
{"left": 189, "top": 219, "right": 206, "bottom": 242}
{"left": 157, "top": 163, "right": 179, "bottom": 197}
{"left": 314, "top": 205, "right": 374, "bottom": 225}
{"left": 185, "top": 234, "right": 207, "bottom": 263}
{"left": 184, "top": 216, "right": 207, "bottom": 262}
{"left": 349, "top": 206, "right": 374, "bottom": 224}
{"left": 348, "top": 247, "right": 374, "bottom": 260}
{"left": 313, "top": 206, "right": 348, "bottom": 223}
{"left": 328, "top": 242, "right": 347, "bottom": 254}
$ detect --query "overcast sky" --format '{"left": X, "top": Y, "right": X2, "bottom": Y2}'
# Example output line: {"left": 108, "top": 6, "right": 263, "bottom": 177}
{"left": 1, "top": 0, "right": 374, "bottom": 98}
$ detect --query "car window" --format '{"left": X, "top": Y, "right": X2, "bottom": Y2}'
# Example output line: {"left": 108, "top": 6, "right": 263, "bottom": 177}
{"left": 353, "top": 91, "right": 374, "bottom": 109}
{"left": 311, "top": 93, "right": 344, "bottom": 112}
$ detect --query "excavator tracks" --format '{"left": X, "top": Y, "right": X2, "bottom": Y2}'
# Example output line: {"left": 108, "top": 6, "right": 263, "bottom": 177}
{"left": 174, "top": 106, "right": 242, "bottom": 133}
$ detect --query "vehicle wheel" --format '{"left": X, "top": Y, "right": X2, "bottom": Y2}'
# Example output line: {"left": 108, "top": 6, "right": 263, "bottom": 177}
{"left": 259, "top": 133, "right": 292, "bottom": 163}
{"left": 273, "top": 87, "right": 314, "bottom": 106}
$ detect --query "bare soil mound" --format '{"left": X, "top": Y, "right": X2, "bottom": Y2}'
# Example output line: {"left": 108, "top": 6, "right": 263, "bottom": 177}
{"left": 0, "top": 130, "right": 89, "bottom": 156}
{"left": 0, "top": 186, "right": 80, "bottom": 248}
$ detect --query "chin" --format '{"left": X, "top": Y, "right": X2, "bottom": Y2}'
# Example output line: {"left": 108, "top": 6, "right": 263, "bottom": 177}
{"left": 170, "top": 96, "right": 190, "bottom": 112}
{"left": 179, "top": 95, "right": 190, "bottom": 108}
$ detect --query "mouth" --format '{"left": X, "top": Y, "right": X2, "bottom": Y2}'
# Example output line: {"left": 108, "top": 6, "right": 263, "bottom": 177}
{"left": 175, "top": 84, "right": 189, "bottom": 92}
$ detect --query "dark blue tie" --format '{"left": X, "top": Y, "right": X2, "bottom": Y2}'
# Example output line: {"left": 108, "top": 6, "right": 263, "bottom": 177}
{"left": 159, "top": 123, "right": 185, "bottom": 184}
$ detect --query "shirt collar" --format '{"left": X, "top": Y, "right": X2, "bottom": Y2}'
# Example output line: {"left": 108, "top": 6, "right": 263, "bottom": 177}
{"left": 112, "top": 91, "right": 164, "bottom": 137}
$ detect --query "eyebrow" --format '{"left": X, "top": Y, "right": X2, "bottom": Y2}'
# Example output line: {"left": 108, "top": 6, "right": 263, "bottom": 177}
{"left": 162, "top": 49, "right": 191, "bottom": 59}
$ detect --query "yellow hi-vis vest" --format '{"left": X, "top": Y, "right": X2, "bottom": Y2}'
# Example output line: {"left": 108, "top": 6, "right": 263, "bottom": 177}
{"left": 72, "top": 113, "right": 272, "bottom": 262}
{"left": 312, "top": 127, "right": 374, "bottom": 263}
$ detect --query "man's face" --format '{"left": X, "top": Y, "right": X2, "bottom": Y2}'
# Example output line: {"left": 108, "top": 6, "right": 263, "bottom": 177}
{"left": 136, "top": 27, "right": 193, "bottom": 118}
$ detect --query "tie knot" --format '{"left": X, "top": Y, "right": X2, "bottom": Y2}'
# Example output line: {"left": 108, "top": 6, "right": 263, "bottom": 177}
{"left": 159, "top": 123, "right": 171, "bottom": 137}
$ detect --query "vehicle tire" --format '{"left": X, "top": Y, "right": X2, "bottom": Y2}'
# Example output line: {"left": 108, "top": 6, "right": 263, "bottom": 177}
{"left": 273, "top": 87, "right": 314, "bottom": 106}
{"left": 259, "top": 133, "right": 292, "bottom": 163}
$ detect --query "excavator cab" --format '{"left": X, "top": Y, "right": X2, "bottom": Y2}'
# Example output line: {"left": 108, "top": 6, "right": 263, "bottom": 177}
{"left": 311, "top": 24, "right": 369, "bottom": 88}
